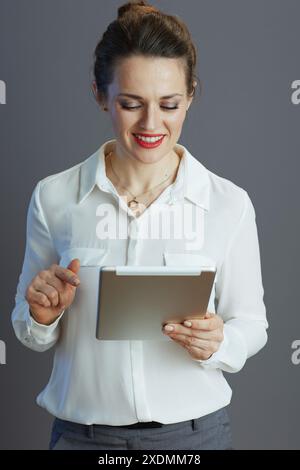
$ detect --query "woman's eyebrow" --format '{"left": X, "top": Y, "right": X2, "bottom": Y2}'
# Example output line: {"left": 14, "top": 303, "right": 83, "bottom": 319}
{"left": 117, "top": 93, "right": 183, "bottom": 99}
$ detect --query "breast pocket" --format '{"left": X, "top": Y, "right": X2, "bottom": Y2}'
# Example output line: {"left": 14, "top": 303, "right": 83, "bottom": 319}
{"left": 163, "top": 252, "right": 216, "bottom": 269}
{"left": 163, "top": 252, "right": 218, "bottom": 313}
{"left": 59, "top": 247, "right": 110, "bottom": 268}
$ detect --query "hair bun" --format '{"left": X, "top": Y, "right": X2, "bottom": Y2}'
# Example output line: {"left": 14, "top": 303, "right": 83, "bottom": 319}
{"left": 117, "top": 1, "right": 158, "bottom": 19}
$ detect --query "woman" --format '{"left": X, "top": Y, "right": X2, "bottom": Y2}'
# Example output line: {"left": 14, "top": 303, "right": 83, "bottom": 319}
{"left": 11, "top": 0, "right": 268, "bottom": 450}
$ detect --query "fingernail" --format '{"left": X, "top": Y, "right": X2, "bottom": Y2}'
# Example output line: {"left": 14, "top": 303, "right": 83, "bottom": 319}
{"left": 71, "top": 277, "right": 80, "bottom": 286}
{"left": 184, "top": 321, "right": 192, "bottom": 327}
{"left": 164, "top": 325, "right": 174, "bottom": 332}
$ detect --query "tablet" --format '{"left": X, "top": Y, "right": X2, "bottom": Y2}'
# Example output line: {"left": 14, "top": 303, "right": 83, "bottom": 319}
{"left": 96, "top": 265, "right": 216, "bottom": 341}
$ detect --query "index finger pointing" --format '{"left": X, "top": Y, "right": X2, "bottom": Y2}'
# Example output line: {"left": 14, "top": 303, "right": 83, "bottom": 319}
{"left": 53, "top": 265, "right": 80, "bottom": 286}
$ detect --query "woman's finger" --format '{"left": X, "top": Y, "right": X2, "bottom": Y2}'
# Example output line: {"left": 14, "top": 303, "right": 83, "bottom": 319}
{"left": 26, "top": 285, "right": 51, "bottom": 307}
{"left": 169, "top": 334, "right": 220, "bottom": 352}
{"left": 51, "top": 265, "right": 80, "bottom": 287}
{"left": 163, "top": 323, "right": 223, "bottom": 342}
{"left": 32, "top": 279, "right": 60, "bottom": 307}
{"left": 184, "top": 314, "right": 223, "bottom": 331}
{"left": 41, "top": 272, "right": 66, "bottom": 296}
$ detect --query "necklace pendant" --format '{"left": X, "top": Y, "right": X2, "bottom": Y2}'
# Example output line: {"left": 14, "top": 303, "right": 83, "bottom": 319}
{"left": 128, "top": 198, "right": 139, "bottom": 208}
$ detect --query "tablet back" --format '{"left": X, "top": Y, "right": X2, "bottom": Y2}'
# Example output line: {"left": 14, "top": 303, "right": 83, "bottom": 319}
{"left": 96, "top": 266, "right": 216, "bottom": 341}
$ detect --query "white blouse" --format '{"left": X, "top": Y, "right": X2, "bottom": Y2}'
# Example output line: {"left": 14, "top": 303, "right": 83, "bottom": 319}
{"left": 11, "top": 139, "right": 268, "bottom": 425}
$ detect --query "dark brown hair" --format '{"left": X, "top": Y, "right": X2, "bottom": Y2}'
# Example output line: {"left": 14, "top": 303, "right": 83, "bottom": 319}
{"left": 92, "top": 0, "right": 201, "bottom": 106}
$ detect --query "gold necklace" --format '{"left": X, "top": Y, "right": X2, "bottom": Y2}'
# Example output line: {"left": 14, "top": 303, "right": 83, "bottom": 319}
{"left": 107, "top": 150, "right": 175, "bottom": 209}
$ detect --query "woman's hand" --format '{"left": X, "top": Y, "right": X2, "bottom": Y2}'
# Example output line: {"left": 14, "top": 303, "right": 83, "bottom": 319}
{"left": 25, "top": 258, "right": 81, "bottom": 326}
{"left": 162, "top": 312, "right": 224, "bottom": 360}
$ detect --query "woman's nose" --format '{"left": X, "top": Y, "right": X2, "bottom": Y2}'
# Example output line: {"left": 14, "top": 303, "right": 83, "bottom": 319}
{"left": 139, "top": 105, "right": 162, "bottom": 130}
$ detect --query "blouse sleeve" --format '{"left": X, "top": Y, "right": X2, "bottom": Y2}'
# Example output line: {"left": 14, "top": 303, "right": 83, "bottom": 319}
{"left": 11, "top": 181, "right": 64, "bottom": 352}
{"left": 196, "top": 191, "right": 268, "bottom": 373}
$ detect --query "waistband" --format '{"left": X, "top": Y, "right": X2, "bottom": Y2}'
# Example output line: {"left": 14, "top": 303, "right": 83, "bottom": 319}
{"left": 53, "top": 408, "right": 229, "bottom": 439}
{"left": 53, "top": 417, "right": 187, "bottom": 440}
{"left": 56, "top": 418, "right": 165, "bottom": 432}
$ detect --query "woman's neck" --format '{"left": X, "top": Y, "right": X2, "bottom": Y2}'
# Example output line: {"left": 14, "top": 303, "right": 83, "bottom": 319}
{"left": 105, "top": 145, "right": 181, "bottom": 195}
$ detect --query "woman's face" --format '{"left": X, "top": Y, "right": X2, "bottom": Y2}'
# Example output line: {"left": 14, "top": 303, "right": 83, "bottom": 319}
{"left": 93, "top": 55, "right": 195, "bottom": 164}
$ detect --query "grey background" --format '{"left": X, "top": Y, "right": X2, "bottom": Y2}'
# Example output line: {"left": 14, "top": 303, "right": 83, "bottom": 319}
{"left": 0, "top": 0, "right": 299, "bottom": 449}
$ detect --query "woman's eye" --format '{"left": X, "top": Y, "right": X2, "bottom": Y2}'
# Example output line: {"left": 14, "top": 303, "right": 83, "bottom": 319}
{"left": 120, "top": 105, "right": 140, "bottom": 110}
{"left": 120, "top": 104, "right": 179, "bottom": 111}
{"left": 162, "top": 106, "right": 179, "bottom": 110}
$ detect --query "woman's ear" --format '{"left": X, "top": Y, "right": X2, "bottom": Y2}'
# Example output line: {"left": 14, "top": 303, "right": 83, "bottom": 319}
{"left": 92, "top": 80, "right": 98, "bottom": 100}
{"left": 186, "top": 80, "right": 197, "bottom": 111}
{"left": 92, "top": 81, "right": 108, "bottom": 111}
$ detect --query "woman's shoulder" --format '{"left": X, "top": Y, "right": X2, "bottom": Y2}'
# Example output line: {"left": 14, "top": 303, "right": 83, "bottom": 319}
{"left": 206, "top": 166, "right": 252, "bottom": 221}
{"left": 34, "top": 148, "right": 99, "bottom": 209}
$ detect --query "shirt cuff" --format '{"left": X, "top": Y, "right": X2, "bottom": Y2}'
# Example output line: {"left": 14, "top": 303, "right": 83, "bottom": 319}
{"left": 25, "top": 306, "right": 65, "bottom": 343}
{"left": 194, "top": 327, "right": 229, "bottom": 366}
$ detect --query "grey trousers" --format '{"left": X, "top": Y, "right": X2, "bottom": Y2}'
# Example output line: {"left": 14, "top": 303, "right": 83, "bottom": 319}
{"left": 49, "top": 407, "right": 233, "bottom": 450}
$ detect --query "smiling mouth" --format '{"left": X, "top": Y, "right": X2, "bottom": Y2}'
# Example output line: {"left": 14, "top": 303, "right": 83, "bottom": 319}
{"left": 132, "top": 133, "right": 166, "bottom": 148}
{"left": 132, "top": 133, "right": 166, "bottom": 137}
{"left": 132, "top": 133, "right": 166, "bottom": 142}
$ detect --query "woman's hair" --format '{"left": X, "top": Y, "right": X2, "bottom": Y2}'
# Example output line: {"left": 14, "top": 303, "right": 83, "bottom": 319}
{"left": 92, "top": 0, "right": 201, "bottom": 106}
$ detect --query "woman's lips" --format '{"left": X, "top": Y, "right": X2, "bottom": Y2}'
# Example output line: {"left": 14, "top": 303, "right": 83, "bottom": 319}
{"left": 132, "top": 133, "right": 165, "bottom": 149}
